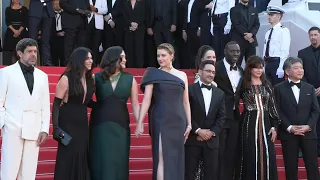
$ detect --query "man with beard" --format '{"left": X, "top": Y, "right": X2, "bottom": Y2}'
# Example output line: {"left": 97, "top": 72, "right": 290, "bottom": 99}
{"left": 186, "top": 60, "right": 225, "bottom": 180}
{"left": 0, "top": 38, "right": 50, "bottom": 180}
{"left": 298, "top": 26, "right": 320, "bottom": 156}
{"left": 214, "top": 41, "right": 243, "bottom": 180}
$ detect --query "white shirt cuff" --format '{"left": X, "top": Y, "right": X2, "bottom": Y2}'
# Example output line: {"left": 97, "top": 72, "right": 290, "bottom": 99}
{"left": 287, "top": 125, "right": 292, "bottom": 133}
{"left": 195, "top": 128, "right": 201, "bottom": 134}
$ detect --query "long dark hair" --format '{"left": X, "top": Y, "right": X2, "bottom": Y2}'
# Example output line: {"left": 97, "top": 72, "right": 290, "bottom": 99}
{"left": 195, "top": 45, "right": 214, "bottom": 70}
{"left": 61, "top": 47, "right": 93, "bottom": 95}
{"left": 100, "top": 46, "right": 123, "bottom": 81}
{"left": 243, "top": 56, "right": 269, "bottom": 88}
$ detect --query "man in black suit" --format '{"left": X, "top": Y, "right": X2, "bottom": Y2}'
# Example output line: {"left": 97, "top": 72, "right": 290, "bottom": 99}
{"left": 182, "top": 0, "right": 212, "bottom": 69}
{"left": 28, "top": 0, "right": 55, "bottom": 66}
{"left": 186, "top": 60, "right": 225, "bottom": 180}
{"left": 147, "top": 0, "right": 177, "bottom": 47}
{"left": 230, "top": 0, "right": 260, "bottom": 65}
{"left": 59, "top": 0, "right": 90, "bottom": 65}
{"left": 103, "top": 0, "right": 125, "bottom": 50}
{"left": 214, "top": 41, "right": 242, "bottom": 180}
{"left": 298, "top": 27, "right": 320, "bottom": 155}
{"left": 274, "top": 57, "right": 320, "bottom": 180}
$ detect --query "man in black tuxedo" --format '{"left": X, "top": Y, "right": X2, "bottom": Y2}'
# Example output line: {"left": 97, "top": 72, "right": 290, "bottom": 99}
{"left": 28, "top": 0, "right": 55, "bottom": 66}
{"left": 59, "top": 0, "right": 90, "bottom": 65}
{"left": 298, "top": 26, "right": 320, "bottom": 155}
{"left": 214, "top": 41, "right": 243, "bottom": 180}
{"left": 230, "top": 0, "right": 260, "bottom": 65}
{"left": 274, "top": 57, "right": 320, "bottom": 180}
{"left": 186, "top": 60, "right": 225, "bottom": 180}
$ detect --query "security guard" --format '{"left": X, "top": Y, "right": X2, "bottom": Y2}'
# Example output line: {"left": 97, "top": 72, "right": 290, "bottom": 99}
{"left": 263, "top": 5, "right": 291, "bottom": 86}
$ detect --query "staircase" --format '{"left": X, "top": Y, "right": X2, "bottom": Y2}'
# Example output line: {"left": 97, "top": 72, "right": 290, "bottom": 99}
{"left": 0, "top": 66, "right": 318, "bottom": 180}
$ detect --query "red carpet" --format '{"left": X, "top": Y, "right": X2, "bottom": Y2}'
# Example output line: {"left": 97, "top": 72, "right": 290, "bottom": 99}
{"left": 0, "top": 66, "right": 316, "bottom": 179}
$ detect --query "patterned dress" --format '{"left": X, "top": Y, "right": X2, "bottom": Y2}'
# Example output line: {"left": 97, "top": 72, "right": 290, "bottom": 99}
{"left": 235, "top": 85, "right": 281, "bottom": 180}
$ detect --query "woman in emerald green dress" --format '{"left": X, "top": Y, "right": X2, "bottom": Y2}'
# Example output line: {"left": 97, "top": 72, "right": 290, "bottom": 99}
{"left": 89, "top": 46, "right": 140, "bottom": 180}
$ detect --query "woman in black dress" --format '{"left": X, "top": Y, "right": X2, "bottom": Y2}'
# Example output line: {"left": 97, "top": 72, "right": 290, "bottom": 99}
{"left": 52, "top": 47, "right": 94, "bottom": 180}
{"left": 235, "top": 56, "right": 280, "bottom": 180}
{"left": 3, "top": 0, "right": 28, "bottom": 65}
{"left": 136, "top": 43, "right": 192, "bottom": 180}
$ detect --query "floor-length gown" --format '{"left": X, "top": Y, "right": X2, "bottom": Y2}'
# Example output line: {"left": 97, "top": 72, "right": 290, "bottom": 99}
{"left": 235, "top": 84, "right": 280, "bottom": 180}
{"left": 54, "top": 73, "right": 94, "bottom": 180}
{"left": 89, "top": 72, "right": 133, "bottom": 180}
{"left": 140, "top": 67, "right": 186, "bottom": 180}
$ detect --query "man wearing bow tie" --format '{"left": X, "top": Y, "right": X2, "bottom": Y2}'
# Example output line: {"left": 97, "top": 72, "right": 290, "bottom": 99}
{"left": 186, "top": 60, "right": 225, "bottom": 180}
{"left": 298, "top": 27, "right": 320, "bottom": 156}
{"left": 274, "top": 57, "right": 320, "bottom": 180}
{"left": 0, "top": 38, "right": 50, "bottom": 180}
{"left": 214, "top": 41, "right": 243, "bottom": 180}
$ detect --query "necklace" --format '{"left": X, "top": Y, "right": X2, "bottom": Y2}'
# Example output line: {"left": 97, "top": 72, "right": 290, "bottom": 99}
{"left": 110, "top": 72, "right": 121, "bottom": 83}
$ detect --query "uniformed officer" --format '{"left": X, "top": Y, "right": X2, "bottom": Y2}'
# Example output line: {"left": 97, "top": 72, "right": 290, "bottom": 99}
{"left": 263, "top": 5, "right": 291, "bottom": 86}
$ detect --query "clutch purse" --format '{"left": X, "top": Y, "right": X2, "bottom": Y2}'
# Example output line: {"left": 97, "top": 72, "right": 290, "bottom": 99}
{"left": 55, "top": 129, "right": 72, "bottom": 146}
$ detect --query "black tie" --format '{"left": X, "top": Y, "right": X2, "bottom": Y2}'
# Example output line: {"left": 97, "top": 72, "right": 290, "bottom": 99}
{"left": 92, "top": 0, "right": 96, "bottom": 5}
{"left": 230, "top": 65, "right": 237, "bottom": 71}
{"left": 201, "top": 84, "right": 212, "bottom": 90}
{"left": 290, "top": 81, "right": 301, "bottom": 89}
{"left": 265, "top": 28, "right": 273, "bottom": 57}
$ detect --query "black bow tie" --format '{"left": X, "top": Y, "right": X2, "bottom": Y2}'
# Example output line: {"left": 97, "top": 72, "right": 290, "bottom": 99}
{"left": 201, "top": 84, "right": 212, "bottom": 90}
{"left": 290, "top": 81, "right": 301, "bottom": 88}
{"left": 230, "top": 65, "right": 237, "bottom": 71}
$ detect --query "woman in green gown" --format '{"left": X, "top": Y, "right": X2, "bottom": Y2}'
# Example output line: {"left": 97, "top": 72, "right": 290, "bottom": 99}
{"left": 89, "top": 46, "right": 140, "bottom": 180}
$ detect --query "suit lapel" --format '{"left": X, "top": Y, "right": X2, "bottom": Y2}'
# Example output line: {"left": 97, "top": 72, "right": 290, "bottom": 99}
{"left": 194, "top": 83, "right": 206, "bottom": 114}
{"left": 14, "top": 62, "right": 31, "bottom": 105}
{"left": 308, "top": 46, "right": 319, "bottom": 68}
{"left": 285, "top": 81, "right": 298, "bottom": 106}
{"left": 207, "top": 87, "right": 217, "bottom": 117}
{"left": 218, "top": 62, "right": 233, "bottom": 91}
{"left": 297, "top": 82, "right": 306, "bottom": 108}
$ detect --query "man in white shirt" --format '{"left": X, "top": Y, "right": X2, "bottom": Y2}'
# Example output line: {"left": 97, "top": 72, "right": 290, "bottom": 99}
{"left": 274, "top": 57, "right": 320, "bottom": 180}
{"left": 263, "top": 5, "right": 290, "bottom": 86}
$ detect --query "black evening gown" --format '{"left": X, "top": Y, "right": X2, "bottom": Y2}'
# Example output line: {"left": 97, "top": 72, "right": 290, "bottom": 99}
{"left": 235, "top": 85, "right": 280, "bottom": 180}
{"left": 54, "top": 73, "right": 94, "bottom": 180}
{"left": 140, "top": 67, "right": 186, "bottom": 180}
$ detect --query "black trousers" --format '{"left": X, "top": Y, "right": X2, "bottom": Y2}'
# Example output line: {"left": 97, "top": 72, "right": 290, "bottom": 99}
{"left": 281, "top": 138, "right": 320, "bottom": 180}
{"left": 51, "top": 34, "right": 65, "bottom": 66}
{"left": 218, "top": 117, "right": 240, "bottom": 180}
{"left": 29, "top": 7, "right": 53, "bottom": 66}
{"left": 237, "top": 41, "right": 256, "bottom": 66}
{"left": 211, "top": 13, "right": 229, "bottom": 61}
{"left": 265, "top": 57, "right": 284, "bottom": 86}
{"left": 86, "top": 19, "right": 102, "bottom": 65}
{"left": 63, "top": 17, "right": 87, "bottom": 65}
{"left": 185, "top": 27, "right": 200, "bottom": 69}
{"left": 185, "top": 145, "right": 218, "bottom": 180}
{"left": 124, "top": 28, "right": 145, "bottom": 68}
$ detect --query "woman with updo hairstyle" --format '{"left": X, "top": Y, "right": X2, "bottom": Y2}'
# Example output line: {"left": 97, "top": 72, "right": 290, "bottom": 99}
{"left": 135, "top": 43, "right": 192, "bottom": 180}
{"left": 234, "top": 56, "right": 280, "bottom": 180}
{"left": 194, "top": 45, "right": 217, "bottom": 86}
{"left": 89, "top": 46, "right": 140, "bottom": 180}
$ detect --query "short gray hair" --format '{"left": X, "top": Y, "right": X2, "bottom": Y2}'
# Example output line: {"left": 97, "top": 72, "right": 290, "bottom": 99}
{"left": 283, "top": 57, "right": 303, "bottom": 71}
{"left": 16, "top": 38, "right": 38, "bottom": 53}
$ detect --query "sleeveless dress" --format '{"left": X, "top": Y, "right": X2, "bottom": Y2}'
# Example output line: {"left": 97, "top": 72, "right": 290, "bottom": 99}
{"left": 89, "top": 72, "right": 133, "bottom": 180}
{"left": 140, "top": 67, "right": 186, "bottom": 180}
{"left": 54, "top": 73, "right": 94, "bottom": 180}
{"left": 235, "top": 85, "right": 280, "bottom": 180}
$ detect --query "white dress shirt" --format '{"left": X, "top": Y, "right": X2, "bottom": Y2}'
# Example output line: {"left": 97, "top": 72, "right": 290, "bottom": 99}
{"left": 223, "top": 58, "right": 241, "bottom": 93}
{"left": 286, "top": 78, "right": 301, "bottom": 132}
{"left": 195, "top": 80, "right": 213, "bottom": 134}
{"left": 263, "top": 22, "right": 291, "bottom": 72}
{"left": 187, "top": 0, "right": 196, "bottom": 23}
